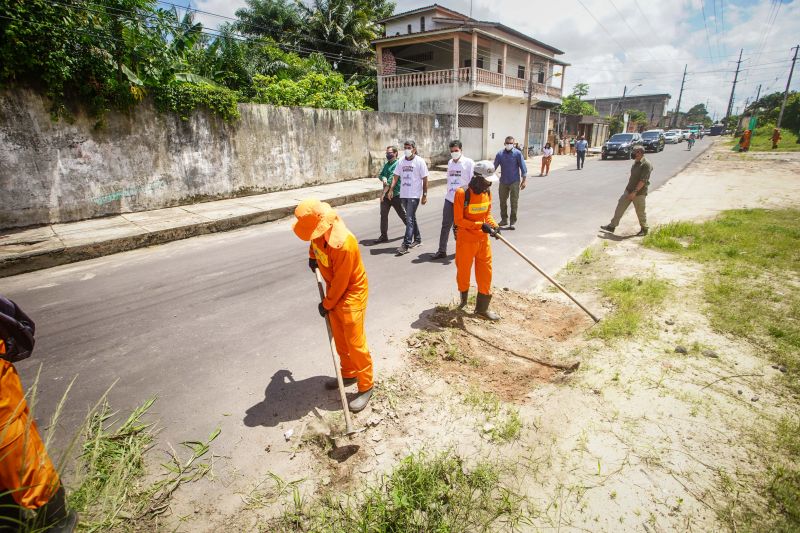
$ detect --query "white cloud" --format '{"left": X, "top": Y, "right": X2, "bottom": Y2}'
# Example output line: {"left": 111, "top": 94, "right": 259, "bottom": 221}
{"left": 190, "top": 0, "right": 247, "bottom": 32}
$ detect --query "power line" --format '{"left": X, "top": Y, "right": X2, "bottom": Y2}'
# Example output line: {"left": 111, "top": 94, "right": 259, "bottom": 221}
{"left": 605, "top": 0, "right": 658, "bottom": 62}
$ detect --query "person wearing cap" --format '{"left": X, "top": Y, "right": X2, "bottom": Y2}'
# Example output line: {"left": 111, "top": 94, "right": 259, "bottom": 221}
{"left": 493, "top": 136, "right": 527, "bottom": 230}
{"left": 387, "top": 140, "right": 428, "bottom": 255}
{"left": 432, "top": 140, "right": 474, "bottom": 260}
{"left": 600, "top": 145, "right": 651, "bottom": 237}
{"left": 0, "top": 296, "right": 77, "bottom": 532}
{"left": 453, "top": 161, "right": 502, "bottom": 321}
{"left": 293, "top": 199, "right": 374, "bottom": 412}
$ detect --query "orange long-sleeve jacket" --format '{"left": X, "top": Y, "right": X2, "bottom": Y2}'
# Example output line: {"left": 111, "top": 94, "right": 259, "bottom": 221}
{"left": 309, "top": 232, "right": 368, "bottom": 311}
{"left": 453, "top": 187, "right": 498, "bottom": 242}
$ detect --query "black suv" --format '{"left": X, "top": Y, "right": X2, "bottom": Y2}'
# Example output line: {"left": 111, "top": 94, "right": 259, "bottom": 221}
{"left": 640, "top": 130, "right": 665, "bottom": 152}
{"left": 601, "top": 133, "right": 642, "bottom": 160}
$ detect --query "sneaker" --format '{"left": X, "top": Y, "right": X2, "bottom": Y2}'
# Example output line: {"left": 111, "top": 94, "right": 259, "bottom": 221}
{"left": 507, "top": 225, "right": 515, "bottom": 230}
{"left": 600, "top": 225, "right": 615, "bottom": 233}
{"left": 431, "top": 251, "right": 447, "bottom": 259}
{"left": 499, "top": 220, "right": 508, "bottom": 227}
{"left": 373, "top": 235, "right": 388, "bottom": 244}
{"left": 409, "top": 241, "right": 422, "bottom": 249}
{"left": 396, "top": 245, "right": 409, "bottom": 255}
{"left": 636, "top": 228, "right": 649, "bottom": 236}
{"left": 325, "top": 377, "right": 358, "bottom": 390}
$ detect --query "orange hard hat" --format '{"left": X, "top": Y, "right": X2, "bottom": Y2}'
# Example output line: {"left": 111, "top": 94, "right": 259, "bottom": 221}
{"left": 293, "top": 199, "right": 337, "bottom": 241}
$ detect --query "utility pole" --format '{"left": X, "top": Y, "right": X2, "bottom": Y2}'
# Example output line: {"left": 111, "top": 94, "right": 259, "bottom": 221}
{"left": 777, "top": 45, "right": 799, "bottom": 129}
{"left": 754, "top": 84, "right": 762, "bottom": 105}
{"left": 522, "top": 70, "right": 534, "bottom": 160}
{"left": 724, "top": 49, "right": 743, "bottom": 133}
{"left": 671, "top": 64, "right": 687, "bottom": 128}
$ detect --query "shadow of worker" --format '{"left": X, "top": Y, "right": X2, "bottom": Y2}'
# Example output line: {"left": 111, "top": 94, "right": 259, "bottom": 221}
{"left": 243, "top": 369, "right": 335, "bottom": 428}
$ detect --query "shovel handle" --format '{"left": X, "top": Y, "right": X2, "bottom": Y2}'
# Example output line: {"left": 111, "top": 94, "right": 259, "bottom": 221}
{"left": 315, "top": 269, "right": 356, "bottom": 434}
{"left": 495, "top": 234, "right": 600, "bottom": 323}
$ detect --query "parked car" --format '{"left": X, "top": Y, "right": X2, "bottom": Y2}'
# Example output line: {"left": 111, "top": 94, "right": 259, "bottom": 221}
{"left": 601, "top": 133, "right": 642, "bottom": 160}
{"left": 702, "top": 129, "right": 711, "bottom": 136}
{"left": 640, "top": 130, "right": 665, "bottom": 152}
{"left": 667, "top": 129, "right": 684, "bottom": 142}
{"left": 664, "top": 131, "right": 681, "bottom": 144}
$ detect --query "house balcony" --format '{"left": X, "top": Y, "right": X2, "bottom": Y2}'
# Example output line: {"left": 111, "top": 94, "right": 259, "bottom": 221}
{"left": 379, "top": 67, "right": 562, "bottom": 101}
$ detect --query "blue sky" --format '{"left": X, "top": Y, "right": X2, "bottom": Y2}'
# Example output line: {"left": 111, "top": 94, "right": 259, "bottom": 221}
{"left": 163, "top": 0, "right": 798, "bottom": 120}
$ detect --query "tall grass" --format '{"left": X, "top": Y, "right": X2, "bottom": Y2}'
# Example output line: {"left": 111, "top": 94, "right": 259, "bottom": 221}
{"left": 590, "top": 277, "right": 670, "bottom": 340}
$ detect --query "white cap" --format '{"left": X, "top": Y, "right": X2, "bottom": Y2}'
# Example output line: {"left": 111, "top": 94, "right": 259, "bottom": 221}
{"left": 473, "top": 160, "right": 499, "bottom": 182}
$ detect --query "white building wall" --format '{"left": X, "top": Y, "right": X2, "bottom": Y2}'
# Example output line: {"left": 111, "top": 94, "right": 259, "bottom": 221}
{"left": 484, "top": 98, "right": 527, "bottom": 159}
{"left": 378, "top": 84, "right": 462, "bottom": 116}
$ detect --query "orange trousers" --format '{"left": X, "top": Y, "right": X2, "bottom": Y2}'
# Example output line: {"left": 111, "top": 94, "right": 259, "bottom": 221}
{"left": 328, "top": 306, "right": 373, "bottom": 392}
{"left": 456, "top": 236, "right": 493, "bottom": 295}
{"left": 541, "top": 156, "right": 552, "bottom": 175}
{"left": 0, "top": 361, "right": 59, "bottom": 510}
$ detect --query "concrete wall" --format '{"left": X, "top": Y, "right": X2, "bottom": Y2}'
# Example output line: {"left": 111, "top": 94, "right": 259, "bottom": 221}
{"left": 0, "top": 89, "right": 454, "bottom": 230}
{"left": 485, "top": 98, "right": 527, "bottom": 157}
{"left": 590, "top": 94, "right": 671, "bottom": 127}
{"left": 379, "top": 83, "right": 462, "bottom": 115}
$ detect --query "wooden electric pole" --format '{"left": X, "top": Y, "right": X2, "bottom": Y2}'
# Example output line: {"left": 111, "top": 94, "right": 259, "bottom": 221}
{"left": 724, "top": 49, "right": 743, "bottom": 133}
{"left": 777, "top": 45, "right": 799, "bottom": 129}
{"left": 671, "top": 64, "right": 687, "bottom": 128}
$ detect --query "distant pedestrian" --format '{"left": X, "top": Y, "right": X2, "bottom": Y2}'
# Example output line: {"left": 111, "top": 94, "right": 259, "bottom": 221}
{"left": 540, "top": 143, "right": 553, "bottom": 176}
{"left": 557, "top": 138, "right": 565, "bottom": 155}
{"left": 432, "top": 140, "right": 474, "bottom": 260}
{"left": 569, "top": 137, "right": 576, "bottom": 155}
{"left": 771, "top": 128, "right": 781, "bottom": 149}
{"left": 373, "top": 146, "right": 405, "bottom": 244}
{"left": 493, "top": 136, "right": 527, "bottom": 230}
{"left": 575, "top": 135, "right": 588, "bottom": 169}
{"left": 600, "top": 145, "right": 651, "bottom": 237}
{"left": 738, "top": 129, "right": 752, "bottom": 152}
{"left": 388, "top": 140, "right": 428, "bottom": 255}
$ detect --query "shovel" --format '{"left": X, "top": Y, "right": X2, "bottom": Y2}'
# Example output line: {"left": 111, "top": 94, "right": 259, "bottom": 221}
{"left": 494, "top": 233, "right": 600, "bottom": 323}
{"left": 314, "top": 269, "right": 359, "bottom": 436}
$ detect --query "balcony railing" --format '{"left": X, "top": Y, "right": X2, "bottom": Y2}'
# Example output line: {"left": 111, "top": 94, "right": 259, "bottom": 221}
{"left": 381, "top": 67, "right": 562, "bottom": 98}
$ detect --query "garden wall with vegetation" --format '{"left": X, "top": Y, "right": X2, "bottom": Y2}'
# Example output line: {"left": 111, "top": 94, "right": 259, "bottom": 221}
{"left": 0, "top": 89, "right": 452, "bottom": 229}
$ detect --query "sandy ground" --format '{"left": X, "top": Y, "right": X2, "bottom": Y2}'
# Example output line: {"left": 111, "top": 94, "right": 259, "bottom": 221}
{"left": 157, "top": 141, "right": 800, "bottom": 532}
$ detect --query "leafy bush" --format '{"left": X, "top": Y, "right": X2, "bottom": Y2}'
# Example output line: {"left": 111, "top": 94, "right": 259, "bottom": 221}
{"left": 153, "top": 81, "right": 240, "bottom": 122}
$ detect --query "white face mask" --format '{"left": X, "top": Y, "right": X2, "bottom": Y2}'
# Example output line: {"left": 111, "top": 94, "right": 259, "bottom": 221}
{"left": 505, "top": 144, "right": 514, "bottom": 151}
{"left": 451, "top": 150, "right": 462, "bottom": 160}
{"left": 404, "top": 149, "right": 413, "bottom": 158}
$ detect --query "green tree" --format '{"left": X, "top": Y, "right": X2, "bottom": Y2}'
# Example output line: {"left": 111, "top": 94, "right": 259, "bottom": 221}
{"left": 626, "top": 109, "right": 648, "bottom": 131}
{"left": 251, "top": 72, "right": 366, "bottom": 110}
{"left": 233, "top": 0, "right": 303, "bottom": 43}
{"left": 572, "top": 82, "right": 590, "bottom": 100}
{"left": 559, "top": 95, "right": 598, "bottom": 115}
{"left": 683, "top": 103, "right": 711, "bottom": 126}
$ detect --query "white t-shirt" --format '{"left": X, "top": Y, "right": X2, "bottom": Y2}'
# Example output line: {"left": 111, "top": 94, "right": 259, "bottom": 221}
{"left": 393, "top": 155, "right": 429, "bottom": 199}
{"left": 445, "top": 156, "right": 474, "bottom": 203}
{"left": 542, "top": 147, "right": 553, "bottom": 157}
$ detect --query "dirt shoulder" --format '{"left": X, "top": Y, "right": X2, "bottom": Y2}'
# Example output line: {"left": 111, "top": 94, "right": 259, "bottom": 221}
{"left": 149, "top": 142, "right": 800, "bottom": 532}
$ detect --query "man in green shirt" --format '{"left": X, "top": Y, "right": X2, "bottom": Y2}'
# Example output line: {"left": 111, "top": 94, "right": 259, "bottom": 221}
{"left": 373, "top": 145, "right": 406, "bottom": 244}
{"left": 601, "top": 145, "right": 652, "bottom": 236}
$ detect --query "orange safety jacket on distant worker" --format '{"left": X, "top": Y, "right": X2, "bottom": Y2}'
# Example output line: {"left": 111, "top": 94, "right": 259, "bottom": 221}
{"left": 453, "top": 187, "right": 498, "bottom": 295}
{"left": 0, "top": 339, "right": 60, "bottom": 510}
{"left": 309, "top": 232, "right": 373, "bottom": 391}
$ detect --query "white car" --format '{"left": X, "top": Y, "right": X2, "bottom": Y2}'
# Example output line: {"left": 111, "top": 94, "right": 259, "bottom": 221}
{"left": 664, "top": 131, "right": 681, "bottom": 144}
{"left": 681, "top": 130, "right": 692, "bottom": 140}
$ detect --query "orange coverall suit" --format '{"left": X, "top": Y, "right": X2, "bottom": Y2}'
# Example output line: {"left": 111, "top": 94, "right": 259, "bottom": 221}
{"left": 310, "top": 233, "right": 373, "bottom": 392}
{"left": 0, "top": 340, "right": 59, "bottom": 510}
{"left": 453, "top": 187, "right": 498, "bottom": 295}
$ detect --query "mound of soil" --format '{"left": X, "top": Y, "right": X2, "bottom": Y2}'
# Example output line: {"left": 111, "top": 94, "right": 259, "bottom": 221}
{"left": 409, "top": 290, "right": 593, "bottom": 401}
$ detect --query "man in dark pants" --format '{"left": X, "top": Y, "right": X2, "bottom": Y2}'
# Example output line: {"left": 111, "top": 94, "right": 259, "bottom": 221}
{"left": 432, "top": 140, "right": 474, "bottom": 260}
{"left": 600, "top": 145, "right": 652, "bottom": 236}
{"left": 575, "top": 135, "right": 588, "bottom": 169}
{"left": 373, "top": 145, "right": 405, "bottom": 244}
{"left": 493, "top": 136, "right": 527, "bottom": 230}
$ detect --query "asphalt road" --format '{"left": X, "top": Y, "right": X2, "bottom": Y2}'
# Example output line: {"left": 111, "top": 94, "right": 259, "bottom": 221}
{"left": 2, "top": 140, "right": 707, "bottom": 477}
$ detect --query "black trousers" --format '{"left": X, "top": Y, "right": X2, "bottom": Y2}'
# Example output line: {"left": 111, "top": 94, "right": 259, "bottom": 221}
{"left": 380, "top": 195, "right": 406, "bottom": 238}
{"left": 576, "top": 151, "right": 586, "bottom": 169}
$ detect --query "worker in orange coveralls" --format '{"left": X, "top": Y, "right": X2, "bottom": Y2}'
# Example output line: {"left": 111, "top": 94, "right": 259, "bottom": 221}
{"left": 293, "top": 199, "right": 374, "bottom": 413}
{"left": 0, "top": 296, "right": 77, "bottom": 532}
{"left": 453, "top": 161, "right": 502, "bottom": 321}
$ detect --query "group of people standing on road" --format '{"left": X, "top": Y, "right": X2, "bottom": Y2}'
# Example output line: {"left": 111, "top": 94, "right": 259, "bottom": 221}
{"left": 289, "top": 134, "right": 653, "bottom": 415}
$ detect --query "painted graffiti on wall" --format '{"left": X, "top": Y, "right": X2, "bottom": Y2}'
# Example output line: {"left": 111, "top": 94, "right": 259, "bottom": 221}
{"left": 92, "top": 179, "right": 166, "bottom": 206}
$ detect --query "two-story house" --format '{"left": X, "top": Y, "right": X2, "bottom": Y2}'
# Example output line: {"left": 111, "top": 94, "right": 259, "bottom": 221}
{"left": 374, "top": 4, "right": 567, "bottom": 159}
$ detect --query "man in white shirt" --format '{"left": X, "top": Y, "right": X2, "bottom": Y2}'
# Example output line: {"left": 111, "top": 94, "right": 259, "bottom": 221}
{"left": 388, "top": 140, "right": 429, "bottom": 255}
{"left": 432, "top": 140, "right": 474, "bottom": 260}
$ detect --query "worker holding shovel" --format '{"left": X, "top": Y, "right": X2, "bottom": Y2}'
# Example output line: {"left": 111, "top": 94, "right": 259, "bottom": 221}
{"left": 453, "top": 161, "right": 502, "bottom": 321}
{"left": 293, "top": 199, "right": 374, "bottom": 413}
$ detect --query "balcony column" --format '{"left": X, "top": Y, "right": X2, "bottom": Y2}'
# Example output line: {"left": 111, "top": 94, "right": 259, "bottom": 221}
{"left": 471, "top": 31, "right": 477, "bottom": 89}
{"left": 502, "top": 43, "right": 507, "bottom": 92}
{"left": 453, "top": 35, "right": 459, "bottom": 79}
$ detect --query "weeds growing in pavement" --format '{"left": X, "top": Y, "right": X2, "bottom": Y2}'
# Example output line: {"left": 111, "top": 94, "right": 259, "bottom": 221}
{"left": 646, "top": 208, "right": 800, "bottom": 531}
{"left": 273, "top": 450, "right": 528, "bottom": 532}
{"left": 463, "top": 388, "right": 523, "bottom": 443}
{"left": 590, "top": 277, "right": 670, "bottom": 340}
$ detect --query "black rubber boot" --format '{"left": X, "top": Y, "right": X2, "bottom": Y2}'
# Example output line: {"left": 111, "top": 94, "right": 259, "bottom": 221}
{"left": 35, "top": 486, "right": 78, "bottom": 533}
{"left": 349, "top": 388, "right": 373, "bottom": 413}
{"left": 475, "top": 293, "right": 500, "bottom": 321}
{"left": 325, "top": 377, "right": 357, "bottom": 390}
{"left": 458, "top": 291, "right": 469, "bottom": 309}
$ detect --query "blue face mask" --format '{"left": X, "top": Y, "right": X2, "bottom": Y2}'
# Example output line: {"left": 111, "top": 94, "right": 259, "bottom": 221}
{"left": 386, "top": 152, "right": 395, "bottom": 160}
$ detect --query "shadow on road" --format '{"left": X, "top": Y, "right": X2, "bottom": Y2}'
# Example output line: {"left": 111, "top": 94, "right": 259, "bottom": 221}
{"left": 369, "top": 246, "right": 401, "bottom": 256}
{"left": 597, "top": 232, "right": 638, "bottom": 242}
{"left": 359, "top": 237, "right": 402, "bottom": 247}
{"left": 411, "top": 252, "right": 454, "bottom": 265}
{"left": 244, "top": 369, "right": 336, "bottom": 428}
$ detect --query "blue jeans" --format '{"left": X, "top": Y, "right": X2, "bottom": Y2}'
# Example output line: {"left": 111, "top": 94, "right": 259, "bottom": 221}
{"left": 576, "top": 150, "right": 586, "bottom": 169}
{"left": 401, "top": 198, "right": 421, "bottom": 247}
